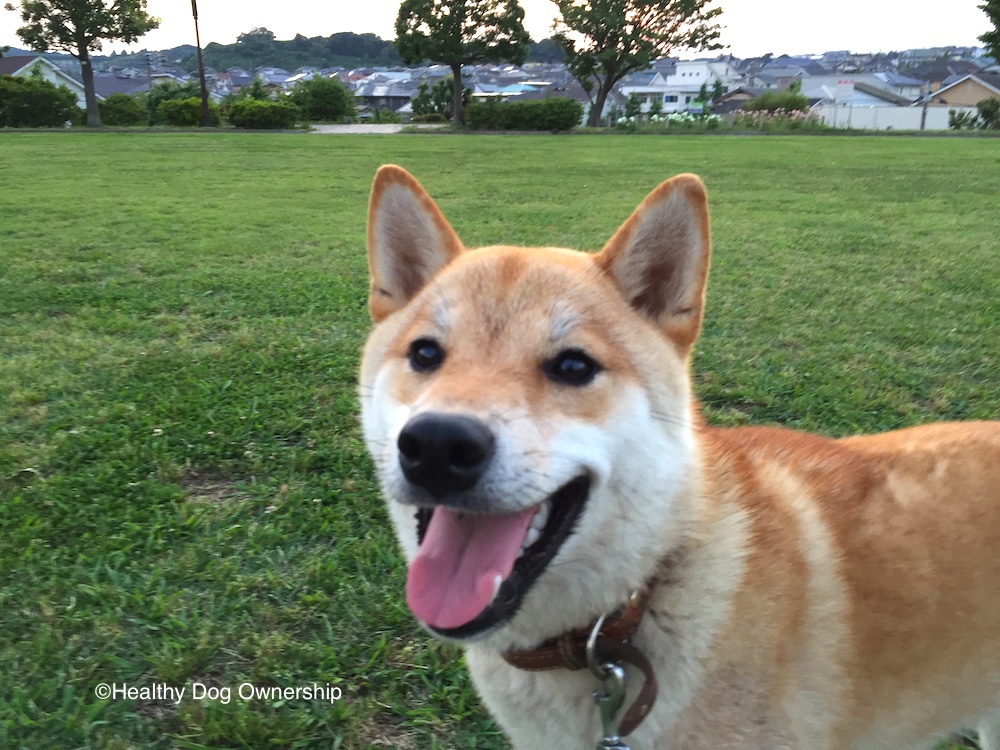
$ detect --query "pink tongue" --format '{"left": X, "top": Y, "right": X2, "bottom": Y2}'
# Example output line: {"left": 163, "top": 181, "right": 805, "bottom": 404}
{"left": 406, "top": 506, "right": 537, "bottom": 629}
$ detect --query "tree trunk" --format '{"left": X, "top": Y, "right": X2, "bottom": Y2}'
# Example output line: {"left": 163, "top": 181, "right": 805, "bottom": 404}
{"left": 451, "top": 63, "right": 464, "bottom": 128}
{"left": 79, "top": 47, "right": 100, "bottom": 127}
{"left": 588, "top": 82, "right": 611, "bottom": 127}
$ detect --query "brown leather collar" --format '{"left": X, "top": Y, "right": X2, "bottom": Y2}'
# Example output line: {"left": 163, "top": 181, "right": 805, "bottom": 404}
{"left": 501, "top": 588, "right": 658, "bottom": 736}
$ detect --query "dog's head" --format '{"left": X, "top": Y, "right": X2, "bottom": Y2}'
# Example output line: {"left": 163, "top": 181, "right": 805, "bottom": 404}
{"left": 360, "top": 166, "right": 711, "bottom": 649}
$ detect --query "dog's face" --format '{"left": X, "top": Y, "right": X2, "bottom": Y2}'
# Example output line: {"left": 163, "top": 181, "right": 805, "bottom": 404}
{"left": 360, "top": 166, "right": 712, "bottom": 650}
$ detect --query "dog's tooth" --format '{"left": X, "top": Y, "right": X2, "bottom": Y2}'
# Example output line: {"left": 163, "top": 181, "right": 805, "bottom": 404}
{"left": 531, "top": 500, "right": 551, "bottom": 531}
{"left": 491, "top": 573, "right": 503, "bottom": 603}
{"left": 523, "top": 525, "right": 541, "bottom": 550}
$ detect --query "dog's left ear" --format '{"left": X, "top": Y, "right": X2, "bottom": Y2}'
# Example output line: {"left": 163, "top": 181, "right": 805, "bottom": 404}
{"left": 367, "top": 165, "right": 464, "bottom": 323}
{"left": 593, "top": 174, "right": 711, "bottom": 353}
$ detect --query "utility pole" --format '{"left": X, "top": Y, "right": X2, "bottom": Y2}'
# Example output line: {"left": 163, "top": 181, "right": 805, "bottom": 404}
{"left": 191, "top": 0, "right": 212, "bottom": 127}
{"left": 920, "top": 82, "right": 929, "bottom": 131}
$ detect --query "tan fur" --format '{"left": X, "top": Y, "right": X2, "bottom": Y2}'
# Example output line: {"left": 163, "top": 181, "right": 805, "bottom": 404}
{"left": 360, "top": 165, "right": 1000, "bottom": 749}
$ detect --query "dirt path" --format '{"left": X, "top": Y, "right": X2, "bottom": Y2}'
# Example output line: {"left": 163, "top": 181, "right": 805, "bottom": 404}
{"left": 309, "top": 124, "right": 446, "bottom": 134}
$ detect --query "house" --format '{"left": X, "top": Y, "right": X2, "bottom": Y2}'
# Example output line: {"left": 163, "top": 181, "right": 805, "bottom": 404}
{"left": 927, "top": 73, "right": 1000, "bottom": 107}
{"left": 801, "top": 76, "right": 914, "bottom": 107}
{"left": 92, "top": 74, "right": 150, "bottom": 99}
{"left": 0, "top": 55, "right": 89, "bottom": 108}
{"left": 712, "top": 86, "right": 765, "bottom": 114}
{"left": 903, "top": 60, "right": 984, "bottom": 93}
{"left": 873, "top": 71, "right": 925, "bottom": 100}
{"left": 354, "top": 80, "right": 418, "bottom": 112}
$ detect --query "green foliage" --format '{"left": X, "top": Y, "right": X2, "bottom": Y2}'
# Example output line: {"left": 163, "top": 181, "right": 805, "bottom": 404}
{"left": 0, "top": 72, "right": 79, "bottom": 126}
{"left": 7, "top": 0, "right": 160, "bottom": 56}
{"left": 554, "top": 0, "right": 723, "bottom": 126}
{"left": 411, "top": 77, "right": 467, "bottom": 119}
{"left": 226, "top": 98, "right": 300, "bottom": 129}
{"left": 527, "top": 37, "right": 564, "bottom": 63}
{"left": 624, "top": 92, "right": 643, "bottom": 118}
{"left": 742, "top": 88, "right": 810, "bottom": 114}
{"left": 97, "top": 91, "right": 146, "bottom": 125}
{"left": 732, "top": 109, "right": 824, "bottom": 131}
{"left": 144, "top": 79, "right": 200, "bottom": 124}
{"left": 465, "top": 97, "right": 583, "bottom": 131}
{"left": 7, "top": 0, "right": 160, "bottom": 126}
{"left": 242, "top": 76, "right": 272, "bottom": 101}
{"left": 370, "top": 106, "right": 401, "bottom": 124}
{"left": 157, "top": 96, "right": 220, "bottom": 127}
{"left": 648, "top": 94, "right": 663, "bottom": 117}
{"left": 395, "top": 0, "right": 530, "bottom": 125}
{"left": 979, "top": 0, "right": 1000, "bottom": 62}
{"left": 948, "top": 108, "right": 980, "bottom": 130}
{"left": 411, "top": 112, "right": 448, "bottom": 123}
{"left": 977, "top": 97, "right": 1000, "bottom": 129}
{"left": 287, "top": 75, "right": 355, "bottom": 122}
{"left": 188, "top": 30, "right": 402, "bottom": 71}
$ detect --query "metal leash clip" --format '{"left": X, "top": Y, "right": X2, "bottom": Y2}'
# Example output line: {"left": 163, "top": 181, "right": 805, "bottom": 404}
{"left": 587, "top": 614, "right": 631, "bottom": 750}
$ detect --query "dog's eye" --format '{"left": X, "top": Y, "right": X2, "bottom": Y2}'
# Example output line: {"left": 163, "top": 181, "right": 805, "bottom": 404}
{"left": 546, "top": 349, "right": 600, "bottom": 386}
{"left": 408, "top": 338, "right": 444, "bottom": 372}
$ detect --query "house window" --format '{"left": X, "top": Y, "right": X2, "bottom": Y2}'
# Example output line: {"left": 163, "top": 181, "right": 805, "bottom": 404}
{"left": 685, "top": 95, "right": 692, "bottom": 103}
{"left": 665, "top": 95, "right": 677, "bottom": 102}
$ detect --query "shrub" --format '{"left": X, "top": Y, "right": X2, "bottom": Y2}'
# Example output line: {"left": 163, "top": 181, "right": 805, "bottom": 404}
{"left": 733, "top": 109, "right": 824, "bottom": 131}
{"left": 948, "top": 109, "right": 980, "bottom": 130}
{"left": 743, "top": 89, "right": 810, "bottom": 114}
{"left": 157, "top": 97, "right": 221, "bottom": 127}
{"left": 98, "top": 92, "right": 147, "bottom": 126}
{"left": 144, "top": 80, "right": 201, "bottom": 124}
{"left": 977, "top": 97, "right": 1000, "bottom": 130}
{"left": 0, "top": 74, "right": 80, "bottom": 127}
{"left": 411, "top": 112, "right": 447, "bottom": 124}
{"left": 227, "top": 99, "right": 300, "bottom": 129}
{"left": 624, "top": 93, "right": 643, "bottom": 119}
{"left": 465, "top": 97, "right": 583, "bottom": 132}
{"left": 287, "top": 75, "right": 355, "bottom": 121}
{"left": 371, "top": 107, "right": 400, "bottom": 124}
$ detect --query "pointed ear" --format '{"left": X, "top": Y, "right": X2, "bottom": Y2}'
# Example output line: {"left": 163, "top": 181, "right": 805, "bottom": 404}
{"left": 593, "top": 174, "right": 711, "bottom": 353}
{"left": 366, "top": 165, "right": 464, "bottom": 322}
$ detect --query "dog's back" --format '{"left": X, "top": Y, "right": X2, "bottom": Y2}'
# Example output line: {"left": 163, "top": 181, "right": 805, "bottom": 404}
{"left": 688, "top": 421, "right": 1000, "bottom": 748}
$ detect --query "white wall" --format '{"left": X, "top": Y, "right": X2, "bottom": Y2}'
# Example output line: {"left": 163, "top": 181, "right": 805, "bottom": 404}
{"left": 813, "top": 104, "right": 979, "bottom": 131}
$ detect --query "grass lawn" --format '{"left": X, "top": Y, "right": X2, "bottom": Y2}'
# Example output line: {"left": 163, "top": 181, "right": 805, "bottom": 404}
{"left": 0, "top": 132, "right": 997, "bottom": 749}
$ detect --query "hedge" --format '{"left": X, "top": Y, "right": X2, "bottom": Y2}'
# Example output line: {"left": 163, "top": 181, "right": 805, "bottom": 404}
{"left": 98, "top": 92, "right": 147, "bottom": 126}
{"left": 0, "top": 74, "right": 80, "bottom": 128}
{"left": 465, "top": 97, "right": 583, "bottom": 132}
{"left": 157, "top": 97, "right": 221, "bottom": 127}
{"left": 226, "top": 99, "right": 300, "bottom": 130}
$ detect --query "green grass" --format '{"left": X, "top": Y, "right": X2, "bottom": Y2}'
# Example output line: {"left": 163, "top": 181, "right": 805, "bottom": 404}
{"left": 0, "top": 132, "right": 997, "bottom": 749}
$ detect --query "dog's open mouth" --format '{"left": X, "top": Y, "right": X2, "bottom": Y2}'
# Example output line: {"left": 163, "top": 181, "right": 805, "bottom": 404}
{"left": 405, "top": 475, "right": 591, "bottom": 639}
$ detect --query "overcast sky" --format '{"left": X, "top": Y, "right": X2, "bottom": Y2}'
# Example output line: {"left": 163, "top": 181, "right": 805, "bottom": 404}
{"left": 1, "top": 0, "right": 991, "bottom": 59}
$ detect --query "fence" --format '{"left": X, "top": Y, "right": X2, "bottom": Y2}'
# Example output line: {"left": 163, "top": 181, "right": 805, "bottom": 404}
{"left": 813, "top": 104, "right": 978, "bottom": 131}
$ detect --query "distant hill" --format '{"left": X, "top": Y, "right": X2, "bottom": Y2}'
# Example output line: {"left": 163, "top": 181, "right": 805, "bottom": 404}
{"left": 2, "top": 33, "right": 563, "bottom": 76}
{"left": 179, "top": 31, "right": 403, "bottom": 72}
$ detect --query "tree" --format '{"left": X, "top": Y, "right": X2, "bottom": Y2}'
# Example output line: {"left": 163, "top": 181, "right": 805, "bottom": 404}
{"left": 395, "top": 0, "right": 530, "bottom": 126}
{"left": 288, "top": 75, "right": 355, "bottom": 122}
{"left": 5, "top": 0, "right": 159, "bottom": 127}
{"left": 980, "top": 0, "right": 1000, "bottom": 62}
{"left": 553, "top": 0, "right": 724, "bottom": 127}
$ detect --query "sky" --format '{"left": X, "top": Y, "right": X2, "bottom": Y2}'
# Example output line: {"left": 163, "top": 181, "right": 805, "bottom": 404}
{"left": 1, "top": 0, "right": 991, "bottom": 60}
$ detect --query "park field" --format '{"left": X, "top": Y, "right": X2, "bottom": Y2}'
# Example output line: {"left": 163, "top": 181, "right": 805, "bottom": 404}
{"left": 1, "top": 132, "right": 997, "bottom": 749}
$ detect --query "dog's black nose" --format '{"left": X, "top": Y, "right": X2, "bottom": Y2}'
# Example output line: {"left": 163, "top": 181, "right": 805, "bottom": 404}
{"left": 397, "top": 413, "right": 495, "bottom": 499}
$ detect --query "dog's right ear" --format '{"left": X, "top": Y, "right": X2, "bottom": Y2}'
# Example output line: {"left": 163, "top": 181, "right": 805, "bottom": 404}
{"left": 367, "top": 165, "right": 464, "bottom": 323}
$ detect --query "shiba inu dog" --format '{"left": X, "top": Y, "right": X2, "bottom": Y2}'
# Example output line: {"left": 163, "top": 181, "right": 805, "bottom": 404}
{"left": 359, "top": 164, "right": 1000, "bottom": 749}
